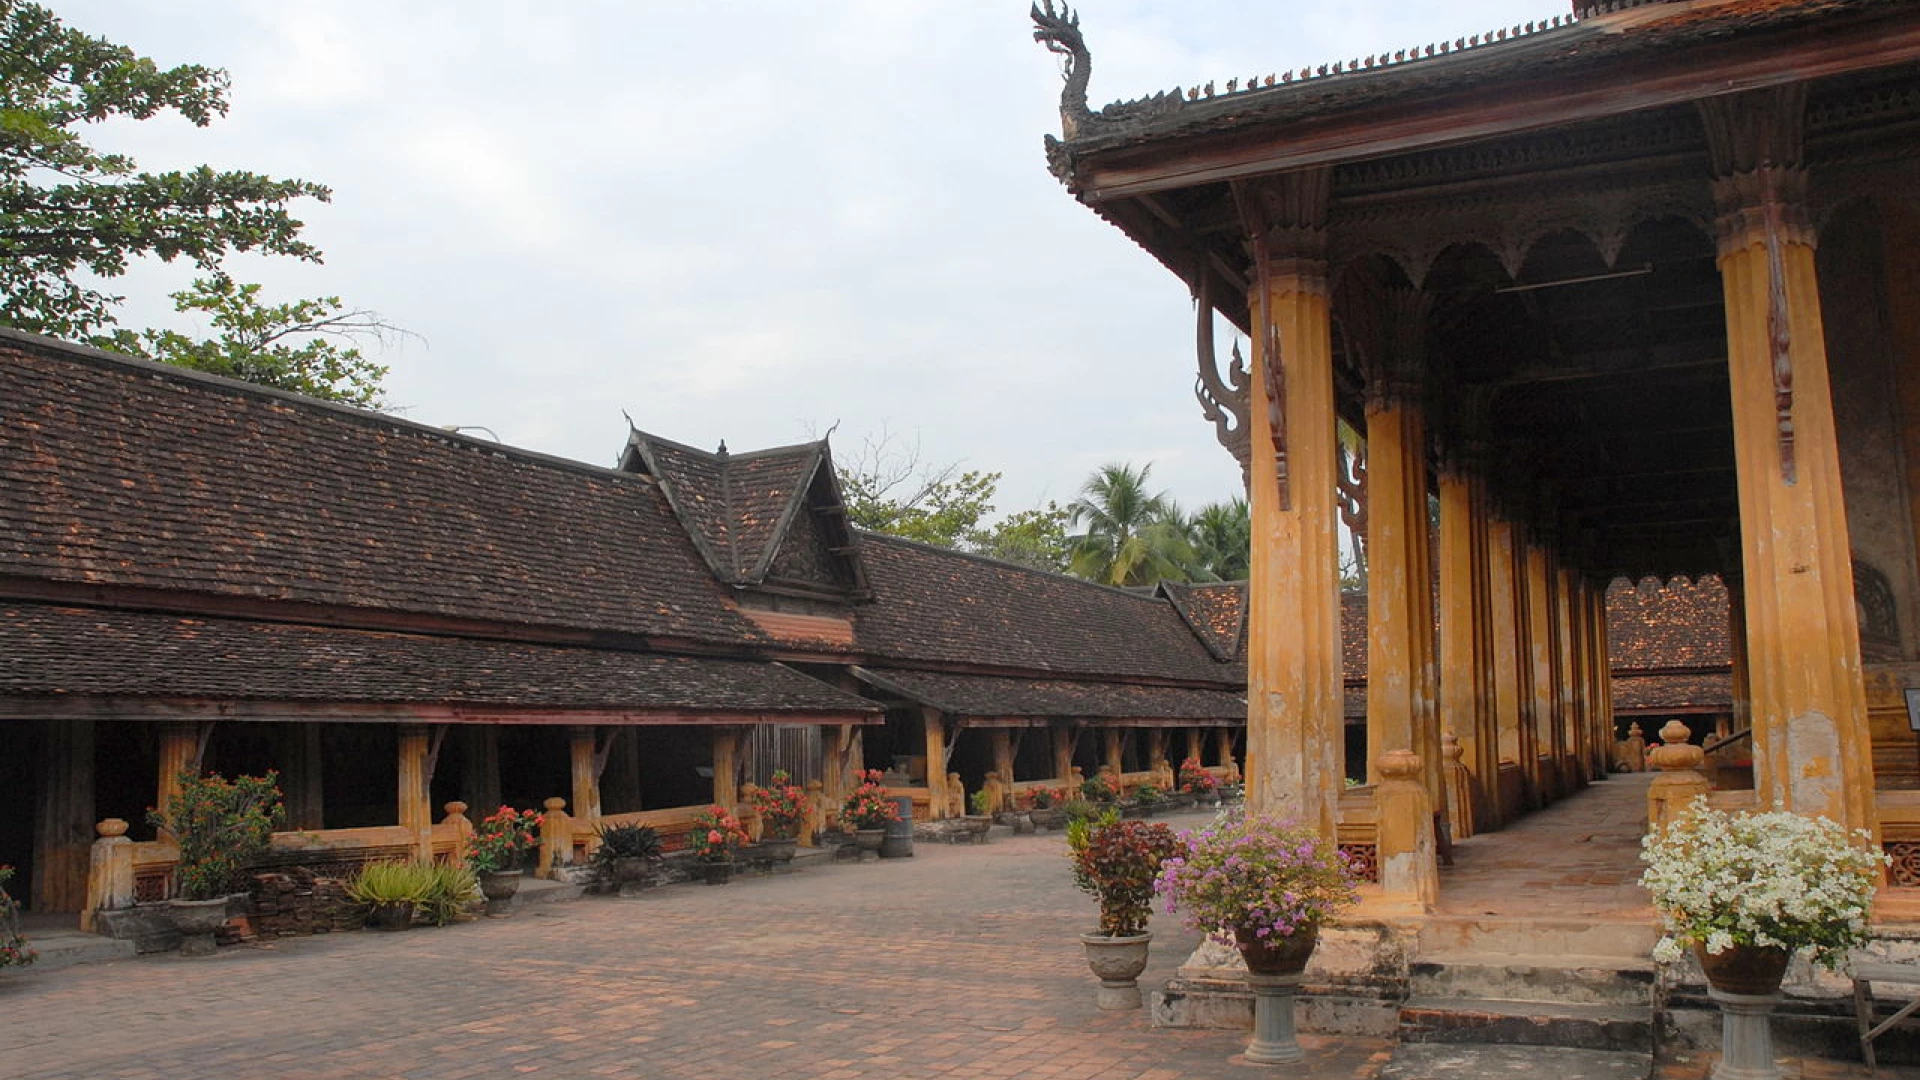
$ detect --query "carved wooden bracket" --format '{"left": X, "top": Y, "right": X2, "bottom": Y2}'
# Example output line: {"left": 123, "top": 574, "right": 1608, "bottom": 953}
{"left": 1263, "top": 323, "right": 1290, "bottom": 511}
{"left": 1338, "top": 437, "right": 1367, "bottom": 536}
{"left": 1192, "top": 273, "right": 1253, "bottom": 486}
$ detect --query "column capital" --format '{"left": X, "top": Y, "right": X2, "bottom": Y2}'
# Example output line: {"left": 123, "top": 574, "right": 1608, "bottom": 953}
{"left": 1698, "top": 85, "right": 1814, "bottom": 256}
{"left": 1233, "top": 168, "right": 1331, "bottom": 295}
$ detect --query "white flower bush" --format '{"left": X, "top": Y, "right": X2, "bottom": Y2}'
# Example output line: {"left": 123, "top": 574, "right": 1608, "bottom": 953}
{"left": 1639, "top": 796, "right": 1888, "bottom": 970}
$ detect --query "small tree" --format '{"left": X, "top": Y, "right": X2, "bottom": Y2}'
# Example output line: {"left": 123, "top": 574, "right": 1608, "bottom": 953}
{"left": 1071, "top": 819, "right": 1181, "bottom": 937}
{"left": 146, "top": 771, "right": 282, "bottom": 901}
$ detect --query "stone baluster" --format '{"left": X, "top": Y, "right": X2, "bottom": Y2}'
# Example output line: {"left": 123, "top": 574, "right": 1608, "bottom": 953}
{"left": 1646, "top": 720, "right": 1711, "bottom": 831}
{"left": 537, "top": 797, "right": 570, "bottom": 879}
{"left": 804, "top": 780, "right": 827, "bottom": 846}
{"left": 81, "top": 818, "right": 135, "bottom": 933}
{"left": 946, "top": 772, "right": 965, "bottom": 819}
{"left": 442, "top": 802, "right": 473, "bottom": 865}
{"left": 1441, "top": 731, "right": 1476, "bottom": 840}
{"left": 1625, "top": 722, "right": 1649, "bottom": 772}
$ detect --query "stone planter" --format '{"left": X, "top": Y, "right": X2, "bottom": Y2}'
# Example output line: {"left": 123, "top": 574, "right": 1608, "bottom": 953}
{"left": 754, "top": 837, "right": 799, "bottom": 869}
{"left": 478, "top": 869, "right": 523, "bottom": 916}
{"left": 1080, "top": 931, "right": 1152, "bottom": 1010}
{"left": 698, "top": 859, "right": 735, "bottom": 885}
{"left": 959, "top": 815, "right": 993, "bottom": 844}
{"left": 852, "top": 828, "right": 885, "bottom": 859}
{"left": 367, "top": 900, "right": 415, "bottom": 931}
{"left": 1028, "top": 808, "right": 1065, "bottom": 831}
{"left": 167, "top": 895, "right": 234, "bottom": 957}
{"left": 606, "top": 856, "right": 656, "bottom": 898}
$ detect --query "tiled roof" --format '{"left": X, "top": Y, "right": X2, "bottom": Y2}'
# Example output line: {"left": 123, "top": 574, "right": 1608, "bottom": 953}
{"left": 0, "top": 602, "right": 878, "bottom": 717}
{"left": 1605, "top": 576, "right": 1731, "bottom": 673}
{"left": 851, "top": 668, "right": 1244, "bottom": 722}
{"left": 1158, "top": 581, "right": 1246, "bottom": 662}
{"left": 851, "top": 535, "right": 1242, "bottom": 686}
{"left": 622, "top": 432, "right": 833, "bottom": 586}
{"left": 1342, "top": 591, "right": 1368, "bottom": 682}
{"left": 0, "top": 332, "right": 767, "bottom": 647}
{"left": 1611, "top": 671, "right": 1732, "bottom": 712}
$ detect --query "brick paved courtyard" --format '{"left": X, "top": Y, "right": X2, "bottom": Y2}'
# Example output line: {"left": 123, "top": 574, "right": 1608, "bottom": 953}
{"left": 3, "top": 817, "right": 1913, "bottom": 1080}
{"left": 0, "top": 823, "right": 1395, "bottom": 1080}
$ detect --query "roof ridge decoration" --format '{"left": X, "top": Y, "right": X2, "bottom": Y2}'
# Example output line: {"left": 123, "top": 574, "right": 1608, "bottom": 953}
{"left": 1031, "top": 2, "right": 1583, "bottom": 174}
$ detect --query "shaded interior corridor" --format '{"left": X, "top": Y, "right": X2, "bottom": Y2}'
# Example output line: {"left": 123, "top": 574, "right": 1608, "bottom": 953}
{"left": 1435, "top": 771, "right": 1656, "bottom": 921}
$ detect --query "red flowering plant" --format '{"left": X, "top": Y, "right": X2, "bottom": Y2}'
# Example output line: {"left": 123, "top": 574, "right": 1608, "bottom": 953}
{"left": 1177, "top": 757, "right": 1218, "bottom": 795}
{"left": 840, "top": 769, "right": 901, "bottom": 831}
{"left": 1026, "top": 785, "right": 1071, "bottom": 810}
{"left": 1070, "top": 819, "right": 1182, "bottom": 937}
{"left": 0, "top": 865, "right": 35, "bottom": 969}
{"left": 146, "top": 770, "right": 283, "bottom": 901}
{"left": 467, "top": 805, "right": 543, "bottom": 874}
{"left": 689, "top": 805, "right": 750, "bottom": 862}
{"left": 745, "top": 770, "right": 811, "bottom": 840}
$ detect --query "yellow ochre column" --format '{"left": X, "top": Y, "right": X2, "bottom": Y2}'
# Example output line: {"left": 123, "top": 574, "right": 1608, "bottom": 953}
{"left": 1438, "top": 458, "right": 1495, "bottom": 836}
{"left": 1233, "top": 168, "right": 1342, "bottom": 837}
{"left": 1702, "top": 85, "right": 1873, "bottom": 831}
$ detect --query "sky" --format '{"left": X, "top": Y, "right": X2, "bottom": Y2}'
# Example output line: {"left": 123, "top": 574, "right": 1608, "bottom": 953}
{"left": 55, "top": 0, "right": 1557, "bottom": 522}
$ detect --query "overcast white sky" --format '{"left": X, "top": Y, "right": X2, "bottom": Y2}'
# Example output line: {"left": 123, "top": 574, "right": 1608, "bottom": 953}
{"left": 56, "top": 0, "right": 1556, "bottom": 521}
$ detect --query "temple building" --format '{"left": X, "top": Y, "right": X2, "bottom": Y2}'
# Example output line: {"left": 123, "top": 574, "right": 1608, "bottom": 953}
{"left": 0, "top": 329, "right": 1246, "bottom": 922}
{"left": 1034, "top": 0, "right": 1920, "bottom": 903}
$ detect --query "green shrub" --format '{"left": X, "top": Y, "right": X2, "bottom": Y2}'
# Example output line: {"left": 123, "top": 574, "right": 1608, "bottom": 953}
{"left": 590, "top": 823, "right": 663, "bottom": 866}
{"left": 147, "top": 771, "right": 283, "bottom": 901}
{"left": 419, "top": 862, "right": 479, "bottom": 926}
{"left": 346, "top": 860, "right": 433, "bottom": 905}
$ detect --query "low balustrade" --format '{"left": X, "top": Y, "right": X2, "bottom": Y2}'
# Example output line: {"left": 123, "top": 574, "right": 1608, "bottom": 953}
{"left": 1337, "top": 784, "right": 1380, "bottom": 883}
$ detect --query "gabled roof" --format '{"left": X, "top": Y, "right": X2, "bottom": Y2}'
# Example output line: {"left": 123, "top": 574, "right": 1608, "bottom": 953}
{"left": 849, "top": 667, "right": 1243, "bottom": 725}
{"left": 621, "top": 430, "right": 869, "bottom": 598}
{"left": 851, "top": 534, "right": 1242, "bottom": 687}
{"left": 1157, "top": 581, "right": 1246, "bottom": 662}
{"left": 0, "top": 331, "right": 767, "bottom": 649}
{"left": 1605, "top": 575, "right": 1732, "bottom": 673}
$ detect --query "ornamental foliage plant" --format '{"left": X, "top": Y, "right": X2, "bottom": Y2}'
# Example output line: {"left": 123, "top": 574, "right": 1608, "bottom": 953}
{"left": 841, "top": 770, "right": 900, "bottom": 831}
{"left": 0, "top": 865, "right": 35, "bottom": 968}
{"left": 746, "top": 770, "right": 811, "bottom": 839}
{"left": 1639, "top": 797, "right": 1888, "bottom": 969}
{"left": 591, "top": 822, "right": 663, "bottom": 865}
{"left": 1177, "top": 758, "right": 1218, "bottom": 795}
{"left": 1071, "top": 819, "right": 1181, "bottom": 937}
{"left": 1080, "top": 774, "right": 1116, "bottom": 803}
{"left": 1155, "top": 812, "right": 1360, "bottom": 944}
{"left": 689, "top": 806, "right": 750, "bottom": 862}
{"left": 467, "top": 806, "right": 542, "bottom": 874}
{"left": 147, "top": 770, "right": 283, "bottom": 901}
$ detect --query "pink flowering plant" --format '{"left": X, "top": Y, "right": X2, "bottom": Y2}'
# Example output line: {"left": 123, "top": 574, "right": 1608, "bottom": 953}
{"left": 1177, "top": 757, "right": 1218, "bottom": 795}
{"left": 840, "top": 770, "right": 901, "bottom": 831}
{"left": 0, "top": 865, "right": 34, "bottom": 968}
{"left": 467, "top": 805, "right": 543, "bottom": 874}
{"left": 689, "top": 805, "right": 749, "bottom": 862}
{"left": 1154, "top": 811, "right": 1359, "bottom": 944}
{"left": 745, "top": 770, "right": 811, "bottom": 840}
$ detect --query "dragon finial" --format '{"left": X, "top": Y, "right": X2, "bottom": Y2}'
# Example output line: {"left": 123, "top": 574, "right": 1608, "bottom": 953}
{"left": 1031, "top": 1, "right": 1092, "bottom": 140}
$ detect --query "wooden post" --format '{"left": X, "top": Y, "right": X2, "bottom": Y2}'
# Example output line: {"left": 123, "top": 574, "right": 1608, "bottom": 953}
{"left": 1184, "top": 727, "right": 1203, "bottom": 767}
{"left": 81, "top": 818, "right": 134, "bottom": 932}
{"left": 32, "top": 719, "right": 94, "bottom": 913}
{"left": 155, "top": 721, "right": 200, "bottom": 822}
{"left": 1052, "top": 726, "right": 1074, "bottom": 786}
{"left": 464, "top": 726, "right": 503, "bottom": 817}
{"left": 1524, "top": 540, "right": 1557, "bottom": 804}
{"left": 569, "top": 726, "right": 602, "bottom": 832}
{"left": 1215, "top": 727, "right": 1241, "bottom": 782}
{"left": 711, "top": 727, "right": 741, "bottom": 810}
{"left": 1440, "top": 460, "right": 1498, "bottom": 832}
{"left": 1101, "top": 728, "right": 1124, "bottom": 784}
{"left": 1703, "top": 85, "right": 1873, "bottom": 831}
{"left": 1486, "top": 517, "right": 1527, "bottom": 817}
{"left": 397, "top": 725, "right": 432, "bottom": 861}
{"left": 1235, "top": 168, "right": 1343, "bottom": 837}
{"left": 281, "top": 724, "right": 325, "bottom": 831}
{"left": 991, "top": 729, "right": 1015, "bottom": 809}
{"left": 924, "top": 709, "right": 950, "bottom": 820}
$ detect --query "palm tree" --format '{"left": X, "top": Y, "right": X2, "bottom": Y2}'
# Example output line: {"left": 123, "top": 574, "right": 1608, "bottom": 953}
{"left": 1188, "top": 498, "right": 1250, "bottom": 582}
{"left": 1066, "top": 462, "right": 1197, "bottom": 586}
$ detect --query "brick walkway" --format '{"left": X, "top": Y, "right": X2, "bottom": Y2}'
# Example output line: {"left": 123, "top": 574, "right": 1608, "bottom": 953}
{"left": 2, "top": 804, "right": 1912, "bottom": 1079}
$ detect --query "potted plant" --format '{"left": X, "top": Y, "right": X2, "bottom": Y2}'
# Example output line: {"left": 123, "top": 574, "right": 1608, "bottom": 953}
{"left": 0, "top": 865, "right": 35, "bottom": 971}
{"left": 420, "top": 861, "right": 480, "bottom": 925}
{"left": 347, "top": 860, "right": 431, "bottom": 931}
{"left": 1130, "top": 785, "right": 1164, "bottom": 818}
{"left": 745, "top": 770, "right": 810, "bottom": 865}
{"left": 591, "top": 822, "right": 663, "bottom": 896}
{"left": 1080, "top": 773, "right": 1116, "bottom": 805}
{"left": 1178, "top": 757, "right": 1219, "bottom": 807}
{"left": 1155, "top": 811, "right": 1359, "bottom": 1063}
{"left": 689, "top": 805, "right": 749, "bottom": 884}
{"left": 146, "top": 770, "right": 283, "bottom": 956}
{"left": 1070, "top": 818, "right": 1181, "bottom": 1010}
{"left": 468, "top": 805, "right": 543, "bottom": 915}
{"left": 1027, "top": 786, "right": 1068, "bottom": 831}
{"left": 841, "top": 770, "right": 899, "bottom": 858}
{"left": 960, "top": 788, "right": 995, "bottom": 843}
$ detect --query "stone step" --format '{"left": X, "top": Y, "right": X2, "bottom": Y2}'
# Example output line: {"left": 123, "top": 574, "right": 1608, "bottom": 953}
{"left": 510, "top": 877, "right": 584, "bottom": 909}
{"left": 9, "top": 929, "right": 138, "bottom": 971}
{"left": 1381, "top": 1042, "right": 1652, "bottom": 1080}
{"left": 1418, "top": 915, "right": 1660, "bottom": 961}
{"left": 1398, "top": 995, "right": 1654, "bottom": 1054}
{"left": 1410, "top": 953, "right": 1656, "bottom": 1007}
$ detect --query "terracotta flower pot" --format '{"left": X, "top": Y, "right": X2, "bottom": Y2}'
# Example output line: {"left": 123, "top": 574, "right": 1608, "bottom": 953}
{"left": 1694, "top": 941, "right": 1791, "bottom": 996}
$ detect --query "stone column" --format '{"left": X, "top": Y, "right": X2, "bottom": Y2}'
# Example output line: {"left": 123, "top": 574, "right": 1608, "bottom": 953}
{"left": 1052, "top": 726, "right": 1075, "bottom": 786}
{"left": 1439, "top": 459, "right": 1497, "bottom": 833}
{"left": 1487, "top": 516, "right": 1526, "bottom": 819}
{"left": 1233, "top": 168, "right": 1343, "bottom": 836}
{"left": 1702, "top": 85, "right": 1873, "bottom": 831}
{"left": 1554, "top": 567, "right": 1582, "bottom": 792}
{"left": 1524, "top": 540, "right": 1558, "bottom": 804}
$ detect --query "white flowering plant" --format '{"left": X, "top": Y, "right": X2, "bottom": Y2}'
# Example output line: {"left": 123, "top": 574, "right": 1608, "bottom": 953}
{"left": 1639, "top": 796, "right": 1887, "bottom": 970}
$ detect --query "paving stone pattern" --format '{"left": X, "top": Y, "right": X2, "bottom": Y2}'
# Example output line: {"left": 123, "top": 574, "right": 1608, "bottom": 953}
{"left": 1, "top": 811, "right": 1915, "bottom": 1079}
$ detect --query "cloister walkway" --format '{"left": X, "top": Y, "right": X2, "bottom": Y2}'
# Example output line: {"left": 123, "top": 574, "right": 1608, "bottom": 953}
{"left": 1435, "top": 770, "right": 1658, "bottom": 921}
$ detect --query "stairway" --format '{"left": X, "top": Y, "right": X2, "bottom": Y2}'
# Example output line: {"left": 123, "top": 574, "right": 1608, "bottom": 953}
{"left": 1382, "top": 914, "right": 1661, "bottom": 1079}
